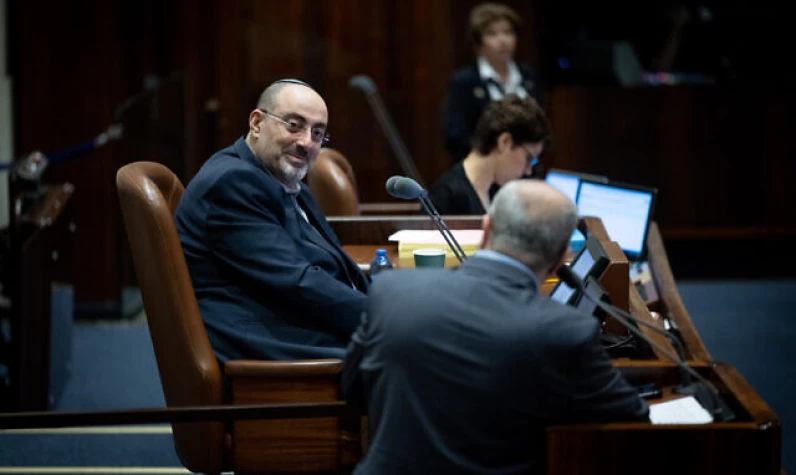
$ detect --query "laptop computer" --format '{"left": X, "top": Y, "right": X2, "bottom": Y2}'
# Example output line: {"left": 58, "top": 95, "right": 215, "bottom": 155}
{"left": 544, "top": 168, "right": 609, "bottom": 205}
{"left": 575, "top": 178, "right": 658, "bottom": 261}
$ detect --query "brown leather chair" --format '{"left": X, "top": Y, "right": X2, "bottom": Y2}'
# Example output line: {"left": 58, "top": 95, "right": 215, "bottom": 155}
{"left": 116, "top": 161, "right": 359, "bottom": 474}
{"left": 306, "top": 148, "right": 359, "bottom": 216}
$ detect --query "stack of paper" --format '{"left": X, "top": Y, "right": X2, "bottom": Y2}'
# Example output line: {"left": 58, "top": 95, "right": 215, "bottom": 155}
{"left": 649, "top": 396, "right": 714, "bottom": 425}
{"left": 388, "top": 230, "right": 484, "bottom": 259}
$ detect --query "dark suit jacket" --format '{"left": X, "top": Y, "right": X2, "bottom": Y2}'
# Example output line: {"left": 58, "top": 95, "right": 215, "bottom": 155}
{"left": 443, "top": 62, "right": 540, "bottom": 162}
{"left": 343, "top": 255, "right": 648, "bottom": 474}
{"left": 174, "top": 137, "right": 368, "bottom": 363}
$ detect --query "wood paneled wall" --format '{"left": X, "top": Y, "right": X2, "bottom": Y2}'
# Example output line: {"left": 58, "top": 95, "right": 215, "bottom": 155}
{"left": 546, "top": 85, "right": 796, "bottom": 236}
{"left": 12, "top": 0, "right": 540, "bottom": 308}
{"left": 11, "top": 0, "right": 793, "bottom": 309}
{"left": 209, "top": 0, "right": 540, "bottom": 198}
{"left": 12, "top": 1, "right": 186, "bottom": 308}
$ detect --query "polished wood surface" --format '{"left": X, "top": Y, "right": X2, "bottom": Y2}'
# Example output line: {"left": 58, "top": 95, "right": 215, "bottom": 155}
{"left": 229, "top": 359, "right": 356, "bottom": 474}
{"left": 330, "top": 215, "right": 483, "bottom": 247}
{"left": 646, "top": 222, "right": 712, "bottom": 361}
{"left": 546, "top": 362, "right": 781, "bottom": 475}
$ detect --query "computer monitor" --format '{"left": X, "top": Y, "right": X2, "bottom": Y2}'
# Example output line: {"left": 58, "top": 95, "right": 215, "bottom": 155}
{"left": 544, "top": 168, "right": 609, "bottom": 205}
{"left": 576, "top": 179, "right": 657, "bottom": 261}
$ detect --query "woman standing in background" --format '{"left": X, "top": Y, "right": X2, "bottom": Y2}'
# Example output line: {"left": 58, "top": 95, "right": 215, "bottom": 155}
{"left": 442, "top": 2, "right": 542, "bottom": 163}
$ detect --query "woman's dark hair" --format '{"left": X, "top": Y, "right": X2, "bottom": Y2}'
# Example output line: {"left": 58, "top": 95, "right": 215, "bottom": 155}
{"left": 471, "top": 95, "right": 550, "bottom": 154}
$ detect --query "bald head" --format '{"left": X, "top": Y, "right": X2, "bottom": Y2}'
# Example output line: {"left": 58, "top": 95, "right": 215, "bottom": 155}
{"left": 256, "top": 79, "right": 318, "bottom": 112}
{"left": 246, "top": 79, "right": 328, "bottom": 189}
{"left": 485, "top": 180, "right": 578, "bottom": 274}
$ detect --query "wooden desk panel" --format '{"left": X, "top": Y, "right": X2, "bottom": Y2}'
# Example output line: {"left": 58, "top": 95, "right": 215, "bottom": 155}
{"left": 546, "top": 362, "right": 781, "bottom": 475}
{"left": 329, "top": 216, "right": 482, "bottom": 246}
{"left": 582, "top": 217, "right": 710, "bottom": 362}
{"left": 647, "top": 222, "right": 712, "bottom": 361}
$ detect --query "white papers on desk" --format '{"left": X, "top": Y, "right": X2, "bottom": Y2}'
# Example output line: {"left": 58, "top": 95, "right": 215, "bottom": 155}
{"left": 387, "top": 229, "right": 484, "bottom": 245}
{"left": 649, "top": 396, "right": 714, "bottom": 425}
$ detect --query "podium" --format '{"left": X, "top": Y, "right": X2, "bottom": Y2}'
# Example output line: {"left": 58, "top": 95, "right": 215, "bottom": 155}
{"left": 329, "top": 215, "right": 782, "bottom": 474}
{"left": 5, "top": 184, "right": 75, "bottom": 411}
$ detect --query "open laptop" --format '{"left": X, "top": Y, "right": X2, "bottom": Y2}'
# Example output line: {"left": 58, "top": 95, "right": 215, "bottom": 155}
{"left": 544, "top": 168, "right": 609, "bottom": 205}
{"left": 576, "top": 178, "right": 658, "bottom": 262}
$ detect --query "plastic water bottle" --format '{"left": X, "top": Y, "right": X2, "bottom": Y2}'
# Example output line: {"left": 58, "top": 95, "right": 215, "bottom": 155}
{"left": 370, "top": 249, "right": 393, "bottom": 277}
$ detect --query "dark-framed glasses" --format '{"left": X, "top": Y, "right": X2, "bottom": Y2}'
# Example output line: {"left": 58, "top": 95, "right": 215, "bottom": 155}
{"left": 259, "top": 109, "right": 330, "bottom": 146}
{"left": 523, "top": 146, "right": 539, "bottom": 169}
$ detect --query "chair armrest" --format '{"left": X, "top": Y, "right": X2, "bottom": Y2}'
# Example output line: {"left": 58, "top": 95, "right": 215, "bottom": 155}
{"left": 224, "top": 358, "right": 342, "bottom": 378}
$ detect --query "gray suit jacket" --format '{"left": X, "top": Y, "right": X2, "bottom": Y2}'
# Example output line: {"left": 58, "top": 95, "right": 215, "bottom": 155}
{"left": 343, "top": 255, "right": 648, "bottom": 474}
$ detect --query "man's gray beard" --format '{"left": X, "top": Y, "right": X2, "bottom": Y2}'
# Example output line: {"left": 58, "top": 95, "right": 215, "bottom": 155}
{"left": 279, "top": 160, "right": 308, "bottom": 189}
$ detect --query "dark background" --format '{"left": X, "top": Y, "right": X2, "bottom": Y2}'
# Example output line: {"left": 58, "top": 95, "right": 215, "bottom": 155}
{"left": 7, "top": 0, "right": 794, "bottom": 313}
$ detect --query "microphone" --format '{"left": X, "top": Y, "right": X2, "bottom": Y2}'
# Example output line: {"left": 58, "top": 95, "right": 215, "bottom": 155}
{"left": 348, "top": 75, "right": 423, "bottom": 184}
{"left": 348, "top": 75, "right": 377, "bottom": 95}
{"left": 556, "top": 265, "right": 735, "bottom": 422}
{"left": 385, "top": 176, "right": 467, "bottom": 263}
{"left": 385, "top": 175, "right": 425, "bottom": 200}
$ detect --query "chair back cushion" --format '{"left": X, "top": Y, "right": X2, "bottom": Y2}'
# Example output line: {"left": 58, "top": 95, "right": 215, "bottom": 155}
{"left": 306, "top": 148, "right": 359, "bottom": 216}
{"left": 116, "top": 161, "right": 228, "bottom": 473}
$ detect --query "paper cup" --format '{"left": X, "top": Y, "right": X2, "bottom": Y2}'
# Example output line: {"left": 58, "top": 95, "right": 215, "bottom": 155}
{"left": 413, "top": 248, "right": 446, "bottom": 268}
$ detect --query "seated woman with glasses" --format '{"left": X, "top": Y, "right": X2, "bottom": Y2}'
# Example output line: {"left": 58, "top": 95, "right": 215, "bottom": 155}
{"left": 428, "top": 94, "right": 550, "bottom": 215}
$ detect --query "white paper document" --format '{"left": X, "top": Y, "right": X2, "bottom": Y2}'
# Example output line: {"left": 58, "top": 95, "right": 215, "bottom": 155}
{"left": 649, "top": 396, "right": 714, "bottom": 425}
{"left": 387, "top": 229, "right": 484, "bottom": 245}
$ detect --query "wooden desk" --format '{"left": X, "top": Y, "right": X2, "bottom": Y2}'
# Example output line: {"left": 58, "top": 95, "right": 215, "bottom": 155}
{"left": 331, "top": 215, "right": 782, "bottom": 473}
{"left": 547, "top": 361, "right": 781, "bottom": 475}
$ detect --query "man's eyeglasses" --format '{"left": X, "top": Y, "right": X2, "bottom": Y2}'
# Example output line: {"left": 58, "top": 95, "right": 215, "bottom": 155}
{"left": 259, "top": 109, "right": 330, "bottom": 146}
{"left": 522, "top": 146, "right": 539, "bottom": 169}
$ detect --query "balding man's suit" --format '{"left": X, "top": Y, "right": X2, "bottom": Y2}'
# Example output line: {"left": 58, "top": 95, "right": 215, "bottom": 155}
{"left": 343, "top": 254, "right": 648, "bottom": 474}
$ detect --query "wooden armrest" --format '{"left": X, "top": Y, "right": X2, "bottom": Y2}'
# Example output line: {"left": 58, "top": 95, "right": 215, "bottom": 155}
{"left": 224, "top": 359, "right": 342, "bottom": 377}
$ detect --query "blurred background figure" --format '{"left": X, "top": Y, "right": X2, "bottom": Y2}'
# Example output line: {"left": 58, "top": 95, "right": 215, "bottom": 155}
{"left": 442, "top": 2, "right": 542, "bottom": 163}
{"left": 429, "top": 94, "right": 549, "bottom": 215}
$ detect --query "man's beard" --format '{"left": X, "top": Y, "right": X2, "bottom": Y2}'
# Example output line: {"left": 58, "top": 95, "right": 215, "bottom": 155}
{"left": 278, "top": 159, "right": 309, "bottom": 188}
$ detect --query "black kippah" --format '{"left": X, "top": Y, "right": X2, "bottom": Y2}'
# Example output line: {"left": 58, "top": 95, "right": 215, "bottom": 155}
{"left": 272, "top": 78, "right": 313, "bottom": 89}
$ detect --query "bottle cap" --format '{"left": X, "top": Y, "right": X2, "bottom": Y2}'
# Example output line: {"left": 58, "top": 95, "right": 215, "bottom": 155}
{"left": 376, "top": 249, "right": 387, "bottom": 257}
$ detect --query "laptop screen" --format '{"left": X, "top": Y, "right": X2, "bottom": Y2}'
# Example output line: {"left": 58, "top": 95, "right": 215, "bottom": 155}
{"left": 576, "top": 180, "right": 657, "bottom": 260}
{"left": 550, "top": 280, "right": 576, "bottom": 304}
{"left": 544, "top": 170, "right": 581, "bottom": 204}
{"left": 544, "top": 168, "right": 611, "bottom": 205}
{"left": 549, "top": 235, "right": 608, "bottom": 304}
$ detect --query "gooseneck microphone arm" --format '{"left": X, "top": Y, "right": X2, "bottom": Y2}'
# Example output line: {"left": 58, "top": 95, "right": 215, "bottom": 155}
{"left": 385, "top": 176, "right": 467, "bottom": 263}
{"left": 348, "top": 75, "right": 423, "bottom": 184}
{"left": 557, "top": 266, "right": 735, "bottom": 422}
{"left": 418, "top": 193, "right": 467, "bottom": 263}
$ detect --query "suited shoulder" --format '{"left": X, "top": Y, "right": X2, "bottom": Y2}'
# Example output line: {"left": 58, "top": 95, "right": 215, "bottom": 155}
{"left": 523, "top": 297, "right": 602, "bottom": 349}
{"left": 369, "top": 268, "right": 449, "bottom": 294}
{"left": 191, "top": 144, "right": 257, "bottom": 185}
{"left": 449, "top": 64, "right": 480, "bottom": 86}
